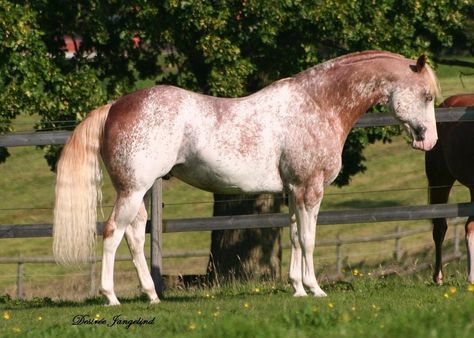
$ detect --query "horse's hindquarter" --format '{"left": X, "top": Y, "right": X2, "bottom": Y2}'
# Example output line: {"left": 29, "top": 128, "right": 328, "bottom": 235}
{"left": 102, "top": 86, "right": 189, "bottom": 191}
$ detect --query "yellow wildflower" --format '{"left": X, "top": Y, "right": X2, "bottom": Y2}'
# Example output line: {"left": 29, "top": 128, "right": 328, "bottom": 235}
{"left": 443, "top": 293, "right": 449, "bottom": 299}
{"left": 12, "top": 327, "right": 21, "bottom": 333}
{"left": 244, "top": 303, "right": 250, "bottom": 308}
{"left": 38, "top": 316, "right": 43, "bottom": 321}
{"left": 449, "top": 287, "right": 457, "bottom": 295}
{"left": 95, "top": 313, "right": 101, "bottom": 319}
{"left": 254, "top": 288, "right": 260, "bottom": 293}
{"left": 467, "top": 284, "right": 474, "bottom": 292}
{"left": 328, "top": 302, "right": 334, "bottom": 309}
{"left": 3, "top": 312, "right": 9, "bottom": 320}
{"left": 188, "top": 322, "right": 196, "bottom": 330}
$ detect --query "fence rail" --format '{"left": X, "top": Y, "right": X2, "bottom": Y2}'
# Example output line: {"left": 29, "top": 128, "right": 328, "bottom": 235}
{"left": 0, "top": 222, "right": 463, "bottom": 299}
{"left": 1, "top": 202, "right": 474, "bottom": 239}
{"left": 1, "top": 108, "right": 474, "bottom": 147}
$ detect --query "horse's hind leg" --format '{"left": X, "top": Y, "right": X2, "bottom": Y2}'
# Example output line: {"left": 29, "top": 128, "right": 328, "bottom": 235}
{"left": 125, "top": 202, "right": 160, "bottom": 303}
{"left": 425, "top": 148, "right": 454, "bottom": 285}
{"left": 100, "top": 190, "right": 146, "bottom": 305}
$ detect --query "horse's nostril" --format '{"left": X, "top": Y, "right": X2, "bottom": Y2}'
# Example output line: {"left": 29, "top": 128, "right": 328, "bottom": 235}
{"left": 414, "top": 125, "right": 426, "bottom": 141}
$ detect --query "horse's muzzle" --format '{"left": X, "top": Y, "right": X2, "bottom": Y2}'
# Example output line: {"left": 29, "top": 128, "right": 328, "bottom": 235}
{"left": 406, "top": 123, "right": 437, "bottom": 151}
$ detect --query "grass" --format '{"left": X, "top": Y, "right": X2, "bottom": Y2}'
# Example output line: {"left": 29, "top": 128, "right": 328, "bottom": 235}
{"left": 1, "top": 270, "right": 474, "bottom": 338}
{"left": 0, "top": 59, "right": 474, "bottom": 299}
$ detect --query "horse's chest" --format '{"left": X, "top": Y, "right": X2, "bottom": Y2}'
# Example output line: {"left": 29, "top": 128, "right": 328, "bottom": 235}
{"left": 280, "top": 124, "right": 343, "bottom": 185}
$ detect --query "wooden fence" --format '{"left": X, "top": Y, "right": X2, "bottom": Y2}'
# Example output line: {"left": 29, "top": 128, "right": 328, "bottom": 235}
{"left": 0, "top": 222, "right": 463, "bottom": 299}
{"left": 1, "top": 107, "right": 474, "bottom": 297}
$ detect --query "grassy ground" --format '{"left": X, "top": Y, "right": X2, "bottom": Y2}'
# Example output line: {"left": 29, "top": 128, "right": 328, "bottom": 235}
{"left": 0, "top": 59, "right": 473, "bottom": 299}
{"left": 1, "top": 269, "right": 474, "bottom": 338}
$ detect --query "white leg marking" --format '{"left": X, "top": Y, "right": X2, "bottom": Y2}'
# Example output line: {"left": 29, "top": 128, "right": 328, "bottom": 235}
{"left": 295, "top": 199, "right": 326, "bottom": 297}
{"left": 466, "top": 231, "right": 474, "bottom": 284}
{"left": 100, "top": 191, "right": 145, "bottom": 306}
{"left": 100, "top": 221, "right": 124, "bottom": 306}
{"left": 125, "top": 202, "right": 160, "bottom": 304}
{"left": 288, "top": 196, "right": 307, "bottom": 297}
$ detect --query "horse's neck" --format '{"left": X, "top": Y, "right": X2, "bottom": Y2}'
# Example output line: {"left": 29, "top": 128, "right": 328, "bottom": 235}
{"left": 296, "top": 63, "right": 390, "bottom": 138}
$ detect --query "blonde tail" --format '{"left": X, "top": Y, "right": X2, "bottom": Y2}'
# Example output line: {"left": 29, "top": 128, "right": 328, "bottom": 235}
{"left": 53, "top": 103, "right": 112, "bottom": 264}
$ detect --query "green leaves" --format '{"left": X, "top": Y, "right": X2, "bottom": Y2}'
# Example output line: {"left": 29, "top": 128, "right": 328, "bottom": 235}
{"left": 0, "top": 0, "right": 472, "bottom": 179}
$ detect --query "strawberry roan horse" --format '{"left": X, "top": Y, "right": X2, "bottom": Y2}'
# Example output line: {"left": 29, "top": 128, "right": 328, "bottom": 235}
{"left": 53, "top": 51, "right": 440, "bottom": 305}
{"left": 425, "top": 93, "right": 474, "bottom": 285}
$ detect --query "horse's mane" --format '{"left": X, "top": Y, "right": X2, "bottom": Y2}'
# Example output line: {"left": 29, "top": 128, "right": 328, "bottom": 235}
{"left": 319, "top": 50, "right": 442, "bottom": 100}
{"left": 332, "top": 50, "right": 405, "bottom": 65}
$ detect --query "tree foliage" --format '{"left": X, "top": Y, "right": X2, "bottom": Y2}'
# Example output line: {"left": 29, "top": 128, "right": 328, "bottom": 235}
{"left": 0, "top": 0, "right": 472, "bottom": 181}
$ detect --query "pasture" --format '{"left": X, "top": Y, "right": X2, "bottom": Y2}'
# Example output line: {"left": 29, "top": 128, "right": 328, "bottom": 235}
{"left": 1, "top": 272, "right": 474, "bottom": 338}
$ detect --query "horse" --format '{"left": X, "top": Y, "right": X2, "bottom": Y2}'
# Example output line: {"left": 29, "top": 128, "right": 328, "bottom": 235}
{"left": 425, "top": 93, "right": 474, "bottom": 285}
{"left": 53, "top": 50, "right": 440, "bottom": 305}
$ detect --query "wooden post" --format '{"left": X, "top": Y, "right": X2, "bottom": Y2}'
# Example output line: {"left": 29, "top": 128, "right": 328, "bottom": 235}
{"left": 454, "top": 223, "right": 460, "bottom": 256}
{"left": 151, "top": 179, "right": 164, "bottom": 297}
{"left": 336, "top": 234, "right": 342, "bottom": 275}
{"left": 16, "top": 262, "right": 24, "bottom": 299}
{"left": 395, "top": 225, "right": 401, "bottom": 262}
{"left": 90, "top": 259, "right": 96, "bottom": 297}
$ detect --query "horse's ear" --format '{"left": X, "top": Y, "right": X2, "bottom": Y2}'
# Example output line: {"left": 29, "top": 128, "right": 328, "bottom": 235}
{"left": 415, "top": 54, "right": 427, "bottom": 72}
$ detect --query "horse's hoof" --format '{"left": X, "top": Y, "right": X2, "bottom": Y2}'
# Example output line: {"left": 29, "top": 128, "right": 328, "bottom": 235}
{"left": 150, "top": 298, "right": 161, "bottom": 304}
{"left": 105, "top": 300, "right": 121, "bottom": 306}
{"left": 310, "top": 287, "right": 327, "bottom": 297}
{"left": 433, "top": 275, "right": 443, "bottom": 285}
{"left": 293, "top": 290, "right": 308, "bottom": 297}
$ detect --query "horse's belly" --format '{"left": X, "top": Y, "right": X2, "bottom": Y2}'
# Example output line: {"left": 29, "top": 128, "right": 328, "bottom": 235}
{"left": 170, "top": 161, "right": 284, "bottom": 194}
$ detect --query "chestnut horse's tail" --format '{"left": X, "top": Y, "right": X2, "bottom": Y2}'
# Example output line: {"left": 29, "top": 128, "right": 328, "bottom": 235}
{"left": 53, "top": 103, "right": 112, "bottom": 265}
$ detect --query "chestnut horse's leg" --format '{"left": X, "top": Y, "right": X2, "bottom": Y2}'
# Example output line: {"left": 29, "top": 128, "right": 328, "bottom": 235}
{"left": 425, "top": 146, "right": 455, "bottom": 285}
{"left": 100, "top": 190, "right": 146, "bottom": 305}
{"left": 288, "top": 196, "right": 307, "bottom": 297}
{"left": 466, "top": 189, "right": 474, "bottom": 284}
{"left": 292, "top": 182, "right": 326, "bottom": 297}
{"left": 125, "top": 201, "right": 160, "bottom": 303}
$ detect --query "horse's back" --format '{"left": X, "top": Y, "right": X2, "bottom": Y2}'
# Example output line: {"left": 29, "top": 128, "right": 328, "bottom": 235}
{"left": 441, "top": 93, "right": 474, "bottom": 108}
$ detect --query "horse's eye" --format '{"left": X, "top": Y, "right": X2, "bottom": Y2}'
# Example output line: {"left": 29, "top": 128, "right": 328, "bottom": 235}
{"left": 425, "top": 94, "right": 433, "bottom": 102}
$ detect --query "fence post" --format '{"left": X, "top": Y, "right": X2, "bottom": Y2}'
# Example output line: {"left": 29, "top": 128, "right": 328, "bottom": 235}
{"left": 336, "top": 234, "right": 342, "bottom": 275}
{"left": 16, "top": 261, "right": 24, "bottom": 299}
{"left": 151, "top": 179, "right": 164, "bottom": 297}
{"left": 454, "top": 223, "right": 460, "bottom": 256}
{"left": 395, "top": 225, "right": 401, "bottom": 262}
{"left": 90, "top": 259, "right": 96, "bottom": 297}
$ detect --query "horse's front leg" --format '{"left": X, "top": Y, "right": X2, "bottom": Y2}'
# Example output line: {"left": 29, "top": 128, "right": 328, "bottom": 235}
{"left": 288, "top": 196, "right": 307, "bottom": 297}
{"left": 292, "top": 184, "right": 326, "bottom": 297}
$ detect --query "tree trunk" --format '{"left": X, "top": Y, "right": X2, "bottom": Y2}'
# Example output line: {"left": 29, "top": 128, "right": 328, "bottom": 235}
{"left": 206, "top": 193, "right": 283, "bottom": 284}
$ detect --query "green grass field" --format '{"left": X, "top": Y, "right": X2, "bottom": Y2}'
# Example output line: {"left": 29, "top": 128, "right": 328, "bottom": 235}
{"left": 0, "top": 58, "right": 474, "bottom": 314}
{"left": 1, "top": 270, "right": 474, "bottom": 338}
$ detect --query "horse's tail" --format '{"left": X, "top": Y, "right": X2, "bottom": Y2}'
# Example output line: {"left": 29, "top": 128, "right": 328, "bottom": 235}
{"left": 53, "top": 103, "right": 112, "bottom": 265}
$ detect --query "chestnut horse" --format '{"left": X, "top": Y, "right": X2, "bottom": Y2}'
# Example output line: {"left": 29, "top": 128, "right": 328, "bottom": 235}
{"left": 425, "top": 93, "right": 474, "bottom": 285}
{"left": 53, "top": 51, "right": 440, "bottom": 305}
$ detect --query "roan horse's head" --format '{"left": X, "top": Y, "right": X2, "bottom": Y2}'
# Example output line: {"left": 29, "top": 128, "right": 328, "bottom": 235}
{"left": 387, "top": 54, "right": 440, "bottom": 151}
